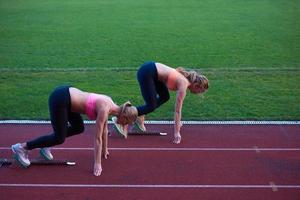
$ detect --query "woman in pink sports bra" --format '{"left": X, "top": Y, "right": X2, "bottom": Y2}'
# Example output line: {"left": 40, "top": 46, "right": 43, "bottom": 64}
{"left": 11, "top": 85, "right": 137, "bottom": 176}
{"left": 113, "top": 61, "right": 208, "bottom": 144}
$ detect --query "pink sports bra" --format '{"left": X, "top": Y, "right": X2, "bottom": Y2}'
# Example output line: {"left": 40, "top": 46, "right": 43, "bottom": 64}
{"left": 166, "top": 69, "right": 180, "bottom": 90}
{"left": 86, "top": 93, "right": 98, "bottom": 120}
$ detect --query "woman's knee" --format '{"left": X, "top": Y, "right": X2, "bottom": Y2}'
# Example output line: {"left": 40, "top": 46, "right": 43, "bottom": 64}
{"left": 146, "top": 103, "right": 157, "bottom": 113}
{"left": 54, "top": 136, "right": 65, "bottom": 145}
{"left": 69, "top": 117, "right": 85, "bottom": 133}
{"left": 68, "top": 124, "right": 84, "bottom": 136}
{"left": 162, "top": 93, "right": 170, "bottom": 103}
{"left": 75, "top": 124, "right": 85, "bottom": 134}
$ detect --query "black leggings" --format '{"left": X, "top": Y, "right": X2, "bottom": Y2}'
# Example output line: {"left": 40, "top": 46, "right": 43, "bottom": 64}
{"left": 136, "top": 62, "right": 170, "bottom": 116}
{"left": 26, "top": 86, "right": 84, "bottom": 150}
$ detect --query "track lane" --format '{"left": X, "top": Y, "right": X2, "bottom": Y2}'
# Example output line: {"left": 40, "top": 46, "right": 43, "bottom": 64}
{"left": 1, "top": 124, "right": 299, "bottom": 200}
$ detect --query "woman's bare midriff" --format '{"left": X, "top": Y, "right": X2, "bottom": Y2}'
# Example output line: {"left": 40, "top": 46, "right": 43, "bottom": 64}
{"left": 69, "top": 87, "right": 116, "bottom": 115}
{"left": 155, "top": 62, "right": 175, "bottom": 83}
{"left": 69, "top": 87, "right": 89, "bottom": 114}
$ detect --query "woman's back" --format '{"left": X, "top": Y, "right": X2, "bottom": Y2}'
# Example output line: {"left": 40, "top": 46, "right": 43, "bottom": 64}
{"left": 69, "top": 87, "right": 113, "bottom": 115}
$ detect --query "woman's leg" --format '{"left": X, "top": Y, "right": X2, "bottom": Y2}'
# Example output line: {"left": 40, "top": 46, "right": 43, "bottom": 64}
{"left": 155, "top": 81, "right": 170, "bottom": 107}
{"left": 66, "top": 111, "right": 84, "bottom": 137}
{"left": 29, "top": 96, "right": 84, "bottom": 161}
{"left": 26, "top": 105, "right": 69, "bottom": 150}
{"left": 26, "top": 86, "right": 71, "bottom": 150}
{"left": 134, "top": 79, "right": 170, "bottom": 132}
{"left": 136, "top": 62, "right": 159, "bottom": 116}
{"left": 12, "top": 86, "right": 71, "bottom": 166}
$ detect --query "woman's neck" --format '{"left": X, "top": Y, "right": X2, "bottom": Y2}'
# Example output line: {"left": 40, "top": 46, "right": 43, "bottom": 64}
{"left": 109, "top": 103, "right": 120, "bottom": 116}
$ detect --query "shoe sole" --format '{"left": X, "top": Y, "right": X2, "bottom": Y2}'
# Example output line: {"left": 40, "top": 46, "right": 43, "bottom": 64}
{"left": 112, "top": 123, "right": 127, "bottom": 138}
{"left": 112, "top": 117, "right": 127, "bottom": 138}
{"left": 134, "top": 122, "right": 146, "bottom": 133}
{"left": 39, "top": 149, "right": 53, "bottom": 161}
{"left": 11, "top": 146, "right": 30, "bottom": 168}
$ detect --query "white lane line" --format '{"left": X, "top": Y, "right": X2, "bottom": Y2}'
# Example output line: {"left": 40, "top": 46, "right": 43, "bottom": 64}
{"left": 1, "top": 66, "right": 298, "bottom": 72}
{"left": 1, "top": 147, "right": 300, "bottom": 151}
{"left": 1, "top": 120, "right": 299, "bottom": 125}
{"left": 0, "top": 183, "right": 299, "bottom": 189}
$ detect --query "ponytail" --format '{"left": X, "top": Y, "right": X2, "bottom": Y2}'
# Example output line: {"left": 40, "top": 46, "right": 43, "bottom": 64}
{"left": 176, "top": 67, "right": 209, "bottom": 90}
{"left": 119, "top": 101, "right": 138, "bottom": 124}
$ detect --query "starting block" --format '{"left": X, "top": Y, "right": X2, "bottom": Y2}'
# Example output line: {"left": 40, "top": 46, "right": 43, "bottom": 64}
{"left": 109, "top": 130, "right": 167, "bottom": 137}
{"left": 128, "top": 131, "right": 167, "bottom": 136}
{"left": 0, "top": 158, "right": 76, "bottom": 168}
{"left": 110, "top": 125, "right": 167, "bottom": 137}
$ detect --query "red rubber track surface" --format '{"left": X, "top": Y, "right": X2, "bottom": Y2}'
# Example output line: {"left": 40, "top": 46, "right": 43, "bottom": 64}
{"left": 0, "top": 124, "right": 300, "bottom": 200}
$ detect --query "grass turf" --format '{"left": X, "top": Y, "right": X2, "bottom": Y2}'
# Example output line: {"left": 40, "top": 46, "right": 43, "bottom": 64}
{"left": 1, "top": 68, "right": 299, "bottom": 120}
{"left": 0, "top": 0, "right": 299, "bottom": 120}
{"left": 0, "top": 0, "right": 299, "bottom": 69}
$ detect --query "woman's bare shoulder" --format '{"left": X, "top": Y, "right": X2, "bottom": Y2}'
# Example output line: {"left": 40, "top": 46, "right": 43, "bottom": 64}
{"left": 155, "top": 62, "right": 173, "bottom": 70}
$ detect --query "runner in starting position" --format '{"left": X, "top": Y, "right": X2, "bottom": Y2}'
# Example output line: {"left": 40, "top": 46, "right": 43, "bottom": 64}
{"left": 113, "top": 61, "right": 208, "bottom": 144}
{"left": 12, "top": 85, "right": 137, "bottom": 176}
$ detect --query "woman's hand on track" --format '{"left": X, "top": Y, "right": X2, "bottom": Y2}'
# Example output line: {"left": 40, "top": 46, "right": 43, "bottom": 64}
{"left": 173, "top": 132, "right": 181, "bottom": 144}
{"left": 94, "top": 164, "right": 102, "bottom": 176}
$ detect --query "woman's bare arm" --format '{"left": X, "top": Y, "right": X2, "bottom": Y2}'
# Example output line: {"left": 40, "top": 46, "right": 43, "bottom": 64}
{"left": 173, "top": 84, "right": 187, "bottom": 144}
{"left": 102, "top": 120, "right": 109, "bottom": 159}
{"left": 94, "top": 108, "right": 108, "bottom": 176}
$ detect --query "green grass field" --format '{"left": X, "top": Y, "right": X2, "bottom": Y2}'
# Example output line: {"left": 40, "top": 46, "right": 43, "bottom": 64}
{"left": 0, "top": 0, "right": 299, "bottom": 120}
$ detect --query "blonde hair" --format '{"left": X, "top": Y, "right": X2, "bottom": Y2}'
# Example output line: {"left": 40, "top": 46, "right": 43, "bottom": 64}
{"left": 118, "top": 101, "right": 138, "bottom": 125}
{"left": 176, "top": 67, "right": 209, "bottom": 90}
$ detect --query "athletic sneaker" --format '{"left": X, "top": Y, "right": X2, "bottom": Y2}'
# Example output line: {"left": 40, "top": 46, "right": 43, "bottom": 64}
{"left": 11, "top": 143, "right": 30, "bottom": 168}
{"left": 134, "top": 116, "right": 146, "bottom": 132}
{"left": 40, "top": 148, "right": 53, "bottom": 161}
{"left": 112, "top": 116, "right": 128, "bottom": 138}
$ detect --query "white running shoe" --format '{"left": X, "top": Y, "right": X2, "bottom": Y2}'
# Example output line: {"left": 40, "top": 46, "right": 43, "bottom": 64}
{"left": 40, "top": 148, "right": 53, "bottom": 161}
{"left": 112, "top": 116, "right": 128, "bottom": 138}
{"left": 11, "top": 143, "right": 30, "bottom": 168}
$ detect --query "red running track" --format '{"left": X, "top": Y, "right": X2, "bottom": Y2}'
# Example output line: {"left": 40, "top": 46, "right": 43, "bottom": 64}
{"left": 0, "top": 123, "right": 300, "bottom": 200}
